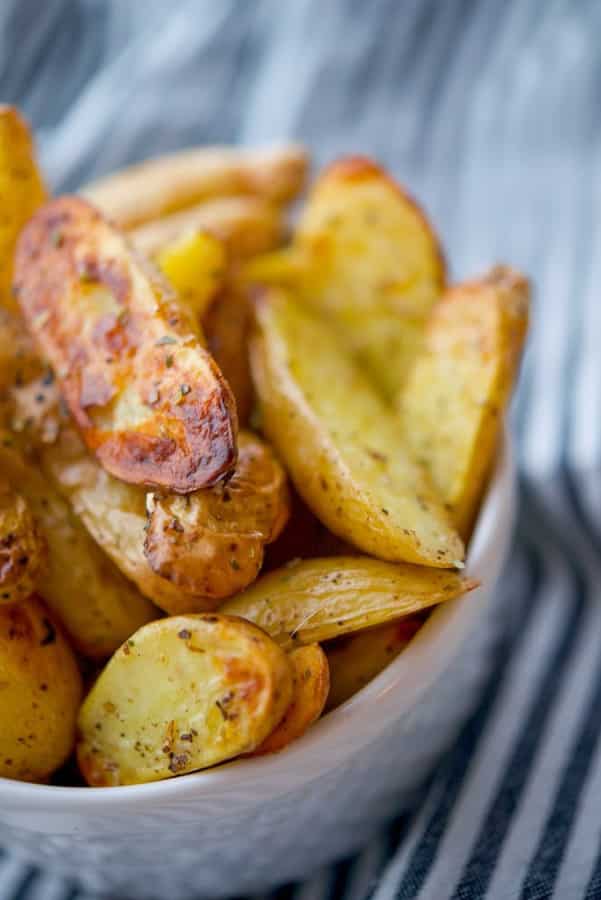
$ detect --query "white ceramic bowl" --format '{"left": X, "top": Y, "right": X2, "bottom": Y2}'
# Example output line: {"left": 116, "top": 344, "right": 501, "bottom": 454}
{"left": 0, "top": 433, "right": 516, "bottom": 899}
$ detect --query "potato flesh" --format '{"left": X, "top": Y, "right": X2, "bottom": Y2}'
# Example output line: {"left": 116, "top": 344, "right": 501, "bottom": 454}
{"left": 77, "top": 614, "right": 293, "bottom": 786}
{"left": 14, "top": 196, "right": 237, "bottom": 493}
{"left": 202, "top": 286, "right": 254, "bottom": 426}
{"left": 250, "top": 289, "right": 464, "bottom": 567}
{"left": 221, "top": 556, "right": 475, "bottom": 648}
{"left": 399, "top": 266, "right": 529, "bottom": 537}
{"left": 0, "top": 595, "right": 82, "bottom": 781}
{"left": 252, "top": 644, "right": 330, "bottom": 755}
{"left": 0, "top": 486, "right": 46, "bottom": 605}
{"left": 156, "top": 230, "right": 226, "bottom": 322}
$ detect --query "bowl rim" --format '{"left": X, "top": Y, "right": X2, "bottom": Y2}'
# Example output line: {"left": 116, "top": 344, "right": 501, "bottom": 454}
{"left": 0, "top": 431, "right": 515, "bottom": 813}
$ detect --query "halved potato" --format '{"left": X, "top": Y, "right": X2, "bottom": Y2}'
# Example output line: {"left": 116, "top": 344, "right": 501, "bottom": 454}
{"left": 156, "top": 230, "right": 226, "bottom": 322}
{"left": 250, "top": 288, "right": 464, "bottom": 567}
{"left": 399, "top": 266, "right": 529, "bottom": 537}
{"left": 0, "top": 485, "right": 46, "bottom": 605}
{"left": 0, "top": 594, "right": 82, "bottom": 781}
{"left": 325, "top": 617, "right": 423, "bottom": 710}
{"left": 0, "top": 437, "right": 157, "bottom": 658}
{"left": 77, "top": 613, "right": 293, "bottom": 786}
{"left": 0, "top": 106, "right": 48, "bottom": 312}
{"left": 292, "top": 156, "right": 445, "bottom": 398}
{"left": 14, "top": 196, "right": 238, "bottom": 493}
{"left": 83, "top": 144, "right": 308, "bottom": 229}
{"left": 252, "top": 644, "right": 330, "bottom": 755}
{"left": 132, "top": 196, "right": 285, "bottom": 261}
{"left": 221, "top": 556, "right": 476, "bottom": 648}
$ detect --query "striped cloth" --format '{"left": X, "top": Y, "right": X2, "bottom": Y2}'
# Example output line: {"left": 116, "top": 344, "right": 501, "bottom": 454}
{"left": 2, "top": 0, "right": 601, "bottom": 897}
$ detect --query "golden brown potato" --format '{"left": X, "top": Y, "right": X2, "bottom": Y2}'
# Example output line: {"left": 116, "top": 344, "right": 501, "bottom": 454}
{"left": 0, "top": 307, "right": 45, "bottom": 392}
{"left": 250, "top": 288, "right": 464, "bottom": 567}
{"left": 0, "top": 106, "right": 48, "bottom": 312}
{"left": 156, "top": 230, "right": 226, "bottom": 322}
{"left": 0, "top": 594, "right": 82, "bottom": 781}
{"left": 325, "top": 617, "right": 423, "bottom": 710}
{"left": 399, "top": 266, "right": 529, "bottom": 538}
{"left": 288, "top": 156, "right": 445, "bottom": 399}
{"left": 221, "top": 556, "right": 476, "bottom": 648}
{"left": 77, "top": 613, "right": 294, "bottom": 786}
{"left": 0, "top": 437, "right": 157, "bottom": 658}
{"left": 203, "top": 286, "right": 254, "bottom": 425}
{"left": 132, "top": 196, "right": 285, "bottom": 261}
{"left": 14, "top": 196, "right": 238, "bottom": 493}
{"left": 252, "top": 644, "right": 330, "bottom": 755}
{"left": 0, "top": 485, "right": 46, "bottom": 604}
{"left": 82, "top": 144, "right": 308, "bottom": 229}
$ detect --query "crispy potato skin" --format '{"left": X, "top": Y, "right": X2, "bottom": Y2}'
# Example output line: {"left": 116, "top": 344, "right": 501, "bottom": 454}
{"left": 0, "top": 107, "right": 48, "bottom": 312}
{"left": 77, "top": 613, "right": 294, "bottom": 786}
{"left": 291, "top": 155, "right": 445, "bottom": 398}
{"left": 221, "top": 556, "right": 476, "bottom": 648}
{"left": 14, "top": 196, "right": 238, "bottom": 493}
{"left": 325, "top": 617, "right": 423, "bottom": 710}
{"left": 0, "top": 594, "right": 82, "bottom": 781}
{"left": 252, "top": 644, "right": 330, "bottom": 755}
{"left": 250, "top": 288, "right": 464, "bottom": 567}
{"left": 83, "top": 144, "right": 309, "bottom": 229}
{"left": 144, "top": 431, "right": 290, "bottom": 606}
{"left": 0, "top": 487, "right": 46, "bottom": 605}
{"left": 399, "top": 266, "right": 530, "bottom": 538}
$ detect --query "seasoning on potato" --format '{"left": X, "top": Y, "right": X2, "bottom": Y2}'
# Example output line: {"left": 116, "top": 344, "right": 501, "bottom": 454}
{"left": 14, "top": 196, "right": 238, "bottom": 493}
{"left": 77, "top": 614, "right": 294, "bottom": 786}
{"left": 0, "top": 485, "right": 46, "bottom": 605}
{"left": 252, "top": 644, "right": 330, "bottom": 755}
{"left": 221, "top": 556, "right": 476, "bottom": 648}
{"left": 0, "top": 594, "right": 82, "bottom": 781}
{"left": 250, "top": 288, "right": 464, "bottom": 567}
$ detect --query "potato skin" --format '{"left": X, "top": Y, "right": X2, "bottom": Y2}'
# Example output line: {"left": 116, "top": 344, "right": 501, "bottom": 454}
{"left": 14, "top": 196, "right": 238, "bottom": 493}
{"left": 250, "top": 288, "right": 464, "bottom": 567}
{"left": 399, "top": 266, "right": 529, "bottom": 538}
{"left": 0, "top": 487, "right": 46, "bottom": 605}
{"left": 203, "top": 286, "right": 254, "bottom": 426}
{"left": 221, "top": 556, "right": 476, "bottom": 648}
{"left": 0, "top": 594, "right": 82, "bottom": 781}
{"left": 77, "top": 614, "right": 294, "bottom": 786}
{"left": 252, "top": 644, "right": 330, "bottom": 755}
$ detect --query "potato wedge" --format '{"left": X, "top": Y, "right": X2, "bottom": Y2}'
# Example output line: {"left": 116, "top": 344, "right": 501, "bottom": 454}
{"left": 252, "top": 644, "right": 329, "bottom": 755}
{"left": 250, "top": 289, "right": 464, "bottom": 567}
{"left": 14, "top": 196, "right": 238, "bottom": 493}
{"left": 0, "top": 437, "right": 157, "bottom": 658}
{"left": 0, "top": 485, "right": 46, "bottom": 605}
{"left": 0, "top": 594, "right": 82, "bottom": 781}
{"left": 132, "top": 196, "right": 285, "bottom": 261}
{"left": 203, "top": 286, "right": 254, "bottom": 425}
{"left": 221, "top": 557, "right": 476, "bottom": 648}
{"left": 82, "top": 144, "right": 308, "bottom": 229}
{"left": 0, "top": 106, "right": 48, "bottom": 312}
{"left": 77, "top": 613, "right": 293, "bottom": 786}
{"left": 399, "top": 266, "right": 529, "bottom": 538}
{"left": 292, "top": 156, "right": 445, "bottom": 398}
{"left": 156, "top": 230, "right": 226, "bottom": 322}
{"left": 325, "top": 617, "right": 423, "bottom": 710}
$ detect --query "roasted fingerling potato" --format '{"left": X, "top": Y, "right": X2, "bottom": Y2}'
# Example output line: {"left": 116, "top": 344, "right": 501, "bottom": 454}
{"left": 0, "top": 594, "right": 82, "bottom": 781}
{"left": 0, "top": 485, "right": 46, "bottom": 605}
{"left": 77, "top": 614, "right": 294, "bottom": 786}
{"left": 399, "top": 266, "right": 529, "bottom": 538}
{"left": 202, "top": 286, "right": 254, "bottom": 425}
{"left": 250, "top": 288, "right": 464, "bottom": 567}
{"left": 14, "top": 196, "right": 238, "bottom": 493}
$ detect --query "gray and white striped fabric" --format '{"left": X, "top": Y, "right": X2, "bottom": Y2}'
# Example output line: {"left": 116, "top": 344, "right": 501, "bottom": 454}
{"left": 2, "top": 1, "right": 601, "bottom": 897}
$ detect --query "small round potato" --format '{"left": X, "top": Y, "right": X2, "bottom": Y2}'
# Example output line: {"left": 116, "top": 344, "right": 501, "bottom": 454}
{"left": 0, "top": 594, "right": 82, "bottom": 781}
{"left": 77, "top": 613, "right": 294, "bottom": 786}
{"left": 0, "top": 487, "right": 46, "bottom": 605}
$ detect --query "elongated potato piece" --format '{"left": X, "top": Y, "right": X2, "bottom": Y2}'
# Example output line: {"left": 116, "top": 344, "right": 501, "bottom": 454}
{"left": 132, "top": 196, "right": 285, "bottom": 260}
{"left": 293, "top": 156, "right": 445, "bottom": 398}
{"left": 156, "top": 230, "right": 226, "bottom": 322}
{"left": 325, "top": 617, "right": 423, "bottom": 710}
{"left": 83, "top": 144, "right": 308, "bottom": 229}
{"left": 250, "top": 289, "right": 464, "bottom": 567}
{"left": 0, "top": 438, "right": 157, "bottom": 658}
{"left": 0, "top": 485, "right": 46, "bottom": 605}
{"left": 221, "top": 557, "right": 476, "bottom": 648}
{"left": 77, "top": 614, "right": 293, "bottom": 786}
{"left": 0, "top": 595, "right": 82, "bottom": 781}
{"left": 399, "top": 266, "right": 529, "bottom": 538}
{"left": 203, "top": 286, "right": 254, "bottom": 425}
{"left": 252, "top": 644, "right": 330, "bottom": 755}
{"left": 14, "top": 196, "right": 237, "bottom": 492}
{"left": 0, "top": 106, "right": 48, "bottom": 312}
